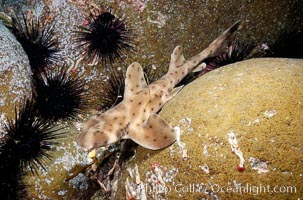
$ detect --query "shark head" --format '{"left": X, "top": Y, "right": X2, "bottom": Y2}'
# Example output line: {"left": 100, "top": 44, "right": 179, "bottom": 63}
{"left": 77, "top": 115, "right": 123, "bottom": 151}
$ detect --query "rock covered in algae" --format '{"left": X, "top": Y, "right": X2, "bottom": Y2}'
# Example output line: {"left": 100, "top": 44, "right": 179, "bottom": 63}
{"left": 0, "top": 22, "right": 32, "bottom": 122}
{"left": 116, "top": 58, "right": 303, "bottom": 200}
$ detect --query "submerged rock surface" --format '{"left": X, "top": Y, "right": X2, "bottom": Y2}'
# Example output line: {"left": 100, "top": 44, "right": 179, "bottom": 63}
{"left": 0, "top": 23, "right": 32, "bottom": 121}
{"left": 116, "top": 58, "right": 303, "bottom": 200}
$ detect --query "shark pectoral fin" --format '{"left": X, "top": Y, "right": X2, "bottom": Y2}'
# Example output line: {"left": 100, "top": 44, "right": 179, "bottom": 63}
{"left": 169, "top": 45, "right": 186, "bottom": 71}
{"left": 128, "top": 114, "right": 176, "bottom": 150}
{"left": 124, "top": 62, "right": 147, "bottom": 99}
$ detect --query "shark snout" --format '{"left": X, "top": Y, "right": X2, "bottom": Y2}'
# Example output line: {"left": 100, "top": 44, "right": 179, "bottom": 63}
{"left": 76, "top": 132, "right": 94, "bottom": 152}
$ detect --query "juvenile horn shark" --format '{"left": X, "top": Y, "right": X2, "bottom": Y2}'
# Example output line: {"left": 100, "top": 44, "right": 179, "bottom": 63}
{"left": 77, "top": 21, "right": 241, "bottom": 151}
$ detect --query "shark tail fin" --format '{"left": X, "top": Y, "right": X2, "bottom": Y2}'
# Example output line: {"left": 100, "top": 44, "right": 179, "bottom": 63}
{"left": 127, "top": 114, "right": 176, "bottom": 150}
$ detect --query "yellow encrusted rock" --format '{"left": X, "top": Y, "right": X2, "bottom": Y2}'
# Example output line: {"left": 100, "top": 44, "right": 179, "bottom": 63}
{"left": 116, "top": 58, "right": 303, "bottom": 200}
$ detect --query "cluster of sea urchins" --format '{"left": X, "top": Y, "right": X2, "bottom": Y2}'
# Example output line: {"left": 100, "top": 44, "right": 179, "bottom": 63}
{"left": 0, "top": 99, "right": 66, "bottom": 199}
{"left": 74, "top": 10, "right": 134, "bottom": 66}
{"left": 7, "top": 12, "right": 90, "bottom": 121}
{"left": 0, "top": 12, "right": 90, "bottom": 197}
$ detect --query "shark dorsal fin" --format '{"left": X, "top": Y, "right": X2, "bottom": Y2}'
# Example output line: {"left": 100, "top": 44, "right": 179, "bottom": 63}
{"left": 127, "top": 114, "right": 176, "bottom": 150}
{"left": 124, "top": 62, "right": 147, "bottom": 99}
{"left": 169, "top": 45, "right": 185, "bottom": 72}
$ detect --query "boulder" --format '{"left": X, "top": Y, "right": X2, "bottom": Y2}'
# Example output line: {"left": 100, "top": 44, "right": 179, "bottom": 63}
{"left": 116, "top": 58, "right": 303, "bottom": 200}
{"left": 0, "top": 22, "right": 32, "bottom": 122}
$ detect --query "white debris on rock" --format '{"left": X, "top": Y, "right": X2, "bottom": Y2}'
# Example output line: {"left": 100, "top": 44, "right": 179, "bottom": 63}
{"left": 54, "top": 141, "right": 88, "bottom": 171}
{"left": 249, "top": 157, "right": 269, "bottom": 174}
{"left": 145, "top": 163, "right": 177, "bottom": 199}
{"left": 264, "top": 109, "right": 277, "bottom": 118}
{"left": 202, "top": 144, "right": 210, "bottom": 157}
{"left": 174, "top": 126, "right": 188, "bottom": 160}
{"left": 199, "top": 164, "right": 210, "bottom": 174}
{"left": 179, "top": 117, "right": 193, "bottom": 133}
{"left": 57, "top": 190, "right": 68, "bottom": 196}
{"left": 227, "top": 130, "right": 245, "bottom": 168}
{"left": 125, "top": 164, "right": 147, "bottom": 200}
{"left": 147, "top": 11, "right": 167, "bottom": 28}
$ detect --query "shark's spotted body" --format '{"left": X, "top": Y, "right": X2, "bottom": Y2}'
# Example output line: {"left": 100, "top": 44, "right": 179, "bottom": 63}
{"left": 77, "top": 21, "right": 240, "bottom": 151}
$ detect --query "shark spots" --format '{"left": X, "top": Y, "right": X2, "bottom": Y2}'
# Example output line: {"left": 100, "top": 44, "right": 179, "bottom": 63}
{"left": 77, "top": 21, "right": 240, "bottom": 151}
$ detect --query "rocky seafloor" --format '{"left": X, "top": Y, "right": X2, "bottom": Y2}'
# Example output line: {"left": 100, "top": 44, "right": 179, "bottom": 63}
{"left": 0, "top": 0, "right": 302, "bottom": 199}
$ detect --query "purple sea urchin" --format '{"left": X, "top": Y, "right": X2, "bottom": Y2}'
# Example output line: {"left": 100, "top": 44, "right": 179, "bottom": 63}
{"left": 9, "top": 13, "right": 60, "bottom": 73}
{"left": 200, "top": 41, "right": 254, "bottom": 76}
{"left": 74, "top": 11, "right": 134, "bottom": 66}
{"left": 1, "top": 99, "right": 65, "bottom": 174}
{"left": 33, "top": 66, "right": 90, "bottom": 121}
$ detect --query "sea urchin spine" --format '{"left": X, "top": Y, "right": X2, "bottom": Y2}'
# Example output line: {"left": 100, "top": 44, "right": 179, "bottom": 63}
{"left": 74, "top": 10, "right": 134, "bottom": 66}
{"left": 9, "top": 13, "right": 60, "bottom": 73}
{"left": 1, "top": 99, "right": 66, "bottom": 175}
{"left": 200, "top": 41, "right": 254, "bottom": 76}
{"left": 33, "top": 66, "right": 90, "bottom": 121}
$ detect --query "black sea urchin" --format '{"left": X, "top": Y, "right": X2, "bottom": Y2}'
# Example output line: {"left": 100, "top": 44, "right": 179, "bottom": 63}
{"left": 74, "top": 11, "right": 134, "bottom": 66}
{"left": 0, "top": 99, "right": 65, "bottom": 174}
{"left": 98, "top": 68, "right": 125, "bottom": 110}
{"left": 9, "top": 13, "right": 60, "bottom": 73}
{"left": 268, "top": 29, "right": 303, "bottom": 58}
{"left": 33, "top": 66, "right": 89, "bottom": 120}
